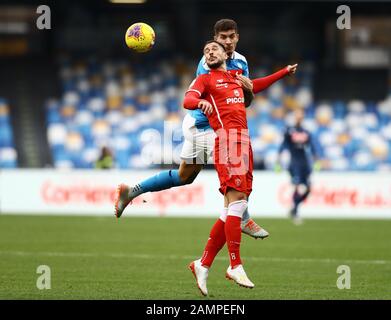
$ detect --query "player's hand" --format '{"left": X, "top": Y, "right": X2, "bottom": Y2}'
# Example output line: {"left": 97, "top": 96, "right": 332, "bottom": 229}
{"left": 198, "top": 100, "right": 213, "bottom": 115}
{"left": 235, "top": 74, "right": 253, "bottom": 92}
{"left": 313, "top": 160, "right": 322, "bottom": 172}
{"left": 287, "top": 63, "right": 298, "bottom": 75}
{"left": 274, "top": 163, "right": 282, "bottom": 173}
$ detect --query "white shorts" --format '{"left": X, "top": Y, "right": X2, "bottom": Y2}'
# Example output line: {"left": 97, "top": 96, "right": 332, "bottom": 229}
{"left": 180, "top": 114, "right": 216, "bottom": 164}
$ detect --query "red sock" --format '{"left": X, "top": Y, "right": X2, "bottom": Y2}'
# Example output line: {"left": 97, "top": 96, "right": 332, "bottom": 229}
{"left": 200, "top": 218, "right": 226, "bottom": 268}
{"left": 225, "top": 215, "right": 242, "bottom": 268}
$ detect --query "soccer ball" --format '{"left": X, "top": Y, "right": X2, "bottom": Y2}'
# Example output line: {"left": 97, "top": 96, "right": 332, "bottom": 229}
{"left": 125, "top": 22, "right": 155, "bottom": 53}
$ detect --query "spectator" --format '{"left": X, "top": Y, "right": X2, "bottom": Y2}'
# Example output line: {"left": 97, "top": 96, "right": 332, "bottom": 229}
{"left": 95, "top": 146, "right": 114, "bottom": 169}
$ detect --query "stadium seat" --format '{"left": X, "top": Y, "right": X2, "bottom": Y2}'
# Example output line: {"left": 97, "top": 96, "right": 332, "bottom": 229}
{"left": 44, "top": 58, "right": 391, "bottom": 170}
{"left": 0, "top": 99, "right": 17, "bottom": 168}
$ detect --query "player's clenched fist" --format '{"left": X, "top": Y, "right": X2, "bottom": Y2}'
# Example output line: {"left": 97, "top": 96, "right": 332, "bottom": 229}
{"left": 198, "top": 100, "right": 213, "bottom": 115}
{"left": 287, "top": 64, "right": 298, "bottom": 75}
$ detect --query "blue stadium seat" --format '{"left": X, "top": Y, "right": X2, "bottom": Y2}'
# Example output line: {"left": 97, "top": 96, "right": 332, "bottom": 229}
{"left": 44, "top": 58, "right": 391, "bottom": 170}
{"left": 0, "top": 100, "right": 17, "bottom": 167}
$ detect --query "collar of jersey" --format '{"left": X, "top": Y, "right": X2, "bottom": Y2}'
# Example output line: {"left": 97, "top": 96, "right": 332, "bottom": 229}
{"left": 209, "top": 69, "right": 227, "bottom": 74}
{"left": 228, "top": 51, "right": 236, "bottom": 60}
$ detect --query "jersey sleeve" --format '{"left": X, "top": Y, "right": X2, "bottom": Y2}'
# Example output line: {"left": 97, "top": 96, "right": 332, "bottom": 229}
{"left": 186, "top": 75, "right": 207, "bottom": 97}
{"left": 196, "top": 56, "right": 209, "bottom": 76}
{"left": 183, "top": 75, "right": 207, "bottom": 110}
{"left": 252, "top": 67, "right": 289, "bottom": 94}
{"left": 242, "top": 60, "right": 249, "bottom": 77}
{"left": 233, "top": 51, "right": 250, "bottom": 77}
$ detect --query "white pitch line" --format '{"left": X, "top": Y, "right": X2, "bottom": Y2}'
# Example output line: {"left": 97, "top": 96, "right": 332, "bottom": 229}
{"left": 0, "top": 250, "right": 390, "bottom": 266}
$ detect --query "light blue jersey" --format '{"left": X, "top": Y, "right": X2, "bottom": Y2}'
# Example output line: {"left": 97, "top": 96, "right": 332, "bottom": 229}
{"left": 189, "top": 51, "right": 249, "bottom": 130}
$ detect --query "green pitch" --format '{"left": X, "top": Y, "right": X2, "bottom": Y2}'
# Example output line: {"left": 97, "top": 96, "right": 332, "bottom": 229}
{"left": 0, "top": 215, "right": 390, "bottom": 299}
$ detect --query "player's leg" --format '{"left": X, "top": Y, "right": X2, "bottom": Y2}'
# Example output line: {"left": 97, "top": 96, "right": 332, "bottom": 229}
{"left": 291, "top": 185, "right": 300, "bottom": 217}
{"left": 242, "top": 207, "right": 250, "bottom": 223}
{"left": 200, "top": 208, "right": 227, "bottom": 268}
{"left": 290, "top": 167, "right": 310, "bottom": 224}
{"left": 115, "top": 161, "right": 203, "bottom": 218}
{"left": 300, "top": 169, "right": 312, "bottom": 202}
{"left": 128, "top": 131, "right": 206, "bottom": 198}
{"left": 214, "top": 135, "right": 268, "bottom": 239}
{"left": 114, "top": 122, "right": 205, "bottom": 218}
{"left": 293, "top": 169, "right": 311, "bottom": 219}
{"left": 129, "top": 160, "right": 202, "bottom": 197}
{"left": 241, "top": 202, "right": 269, "bottom": 239}
{"left": 296, "top": 179, "right": 311, "bottom": 205}
{"left": 291, "top": 184, "right": 306, "bottom": 225}
{"left": 114, "top": 168, "right": 183, "bottom": 218}
{"left": 224, "top": 188, "right": 254, "bottom": 288}
{"left": 240, "top": 147, "right": 269, "bottom": 239}
{"left": 225, "top": 188, "right": 247, "bottom": 268}
{"left": 189, "top": 205, "right": 227, "bottom": 296}
{"left": 130, "top": 169, "right": 182, "bottom": 196}
{"left": 289, "top": 166, "right": 300, "bottom": 217}
{"left": 186, "top": 126, "right": 268, "bottom": 239}
{"left": 128, "top": 118, "right": 206, "bottom": 198}
{"left": 178, "top": 160, "right": 203, "bottom": 184}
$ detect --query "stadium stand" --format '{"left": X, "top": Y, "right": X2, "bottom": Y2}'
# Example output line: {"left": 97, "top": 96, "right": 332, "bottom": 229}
{"left": 0, "top": 99, "right": 17, "bottom": 168}
{"left": 45, "top": 57, "right": 391, "bottom": 171}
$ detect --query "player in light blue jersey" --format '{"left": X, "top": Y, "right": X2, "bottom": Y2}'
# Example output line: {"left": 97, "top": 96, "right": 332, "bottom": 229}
{"left": 115, "top": 19, "right": 268, "bottom": 239}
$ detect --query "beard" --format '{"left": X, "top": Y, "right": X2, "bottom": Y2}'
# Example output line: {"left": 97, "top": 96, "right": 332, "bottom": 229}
{"left": 206, "top": 59, "right": 224, "bottom": 69}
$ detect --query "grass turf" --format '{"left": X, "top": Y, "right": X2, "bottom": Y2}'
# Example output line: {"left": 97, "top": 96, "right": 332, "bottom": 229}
{"left": 0, "top": 215, "right": 390, "bottom": 299}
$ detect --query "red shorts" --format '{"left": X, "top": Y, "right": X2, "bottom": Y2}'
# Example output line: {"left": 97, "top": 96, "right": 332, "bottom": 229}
{"left": 213, "top": 130, "right": 253, "bottom": 196}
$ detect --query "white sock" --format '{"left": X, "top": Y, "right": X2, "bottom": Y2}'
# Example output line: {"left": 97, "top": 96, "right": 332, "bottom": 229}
{"left": 227, "top": 200, "right": 248, "bottom": 219}
{"left": 219, "top": 208, "right": 228, "bottom": 222}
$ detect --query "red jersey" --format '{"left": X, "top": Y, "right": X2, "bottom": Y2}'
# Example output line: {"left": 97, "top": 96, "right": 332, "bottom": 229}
{"left": 182, "top": 66, "right": 289, "bottom": 196}
{"left": 185, "top": 69, "right": 248, "bottom": 132}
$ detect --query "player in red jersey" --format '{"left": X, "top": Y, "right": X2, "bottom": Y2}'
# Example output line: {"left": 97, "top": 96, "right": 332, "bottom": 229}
{"left": 186, "top": 40, "right": 297, "bottom": 295}
{"left": 115, "top": 19, "right": 295, "bottom": 240}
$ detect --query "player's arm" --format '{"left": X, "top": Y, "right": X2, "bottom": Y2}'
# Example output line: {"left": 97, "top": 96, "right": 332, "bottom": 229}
{"left": 235, "top": 74, "right": 255, "bottom": 108}
{"left": 183, "top": 93, "right": 213, "bottom": 115}
{"left": 184, "top": 76, "right": 205, "bottom": 110}
{"left": 241, "top": 61, "right": 255, "bottom": 107}
{"left": 247, "top": 64, "right": 298, "bottom": 94}
{"left": 243, "top": 87, "right": 255, "bottom": 108}
{"left": 279, "top": 130, "right": 290, "bottom": 154}
{"left": 183, "top": 76, "right": 213, "bottom": 115}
